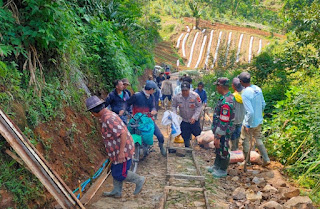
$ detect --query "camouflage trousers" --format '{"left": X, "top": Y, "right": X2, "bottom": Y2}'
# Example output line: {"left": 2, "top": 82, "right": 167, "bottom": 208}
{"left": 215, "top": 135, "right": 230, "bottom": 160}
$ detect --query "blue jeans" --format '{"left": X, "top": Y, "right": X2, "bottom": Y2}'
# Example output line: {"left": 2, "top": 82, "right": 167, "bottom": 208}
{"left": 231, "top": 124, "right": 242, "bottom": 151}
{"left": 154, "top": 121, "right": 164, "bottom": 144}
{"left": 231, "top": 124, "right": 242, "bottom": 140}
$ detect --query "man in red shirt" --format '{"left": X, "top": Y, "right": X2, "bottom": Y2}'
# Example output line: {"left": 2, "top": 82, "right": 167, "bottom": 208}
{"left": 86, "top": 96, "right": 145, "bottom": 198}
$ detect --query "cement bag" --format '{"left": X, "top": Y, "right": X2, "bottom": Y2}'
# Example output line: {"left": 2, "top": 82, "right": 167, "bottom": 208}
{"left": 229, "top": 150, "right": 261, "bottom": 164}
{"left": 197, "top": 130, "right": 215, "bottom": 145}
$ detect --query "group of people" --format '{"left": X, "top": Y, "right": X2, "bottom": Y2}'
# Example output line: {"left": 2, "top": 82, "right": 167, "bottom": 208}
{"left": 208, "top": 72, "right": 270, "bottom": 178}
{"left": 84, "top": 71, "right": 270, "bottom": 197}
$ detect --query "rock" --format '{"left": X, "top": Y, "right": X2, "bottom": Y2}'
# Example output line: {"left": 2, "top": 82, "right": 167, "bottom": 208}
{"left": 279, "top": 188, "right": 300, "bottom": 199}
{"left": 280, "top": 183, "right": 287, "bottom": 187}
{"left": 284, "top": 196, "right": 313, "bottom": 209}
{"left": 258, "top": 171, "right": 275, "bottom": 179}
{"left": 233, "top": 187, "right": 246, "bottom": 200}
{"left": 214, "top": 202, "right": 229, "bottom": 209}
{"left": 259, "top": 201, "right": 283, "bottom": 209}
{"left": 263, "top": 185, "right": 278, "bottom": 193}
{"left": 194, "top": 201, "right": 205, "bottom": 207}
{"left": 229, "top": 169, "right": 238, "bottom": 176}
{"left": 253, "top": 177, "right": 265, "bottom": 185}
{"left": 246, "top": 191, "right": 263, "bottom": 202}
{"left": 231, "top": 176, "right": 240, "bottom": 181}
{"left": 248, "top": 169, "right": 260, "bottom": 175}
{"left": 175, "top": 203, "right": 184, "bottom": 208}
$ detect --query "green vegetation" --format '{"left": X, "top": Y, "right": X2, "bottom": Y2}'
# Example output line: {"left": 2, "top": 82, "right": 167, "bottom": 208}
{"left": 198, "top": 0, "right": 320, "bottom": 203}
{"left": 0, "top": 0, "right": 160, "bottom": 207}
{"left": 0, "top": 0, "right": 319, "bottom": 207}
{"left": 151, "top": 0, "right": 285, "bottom": 32}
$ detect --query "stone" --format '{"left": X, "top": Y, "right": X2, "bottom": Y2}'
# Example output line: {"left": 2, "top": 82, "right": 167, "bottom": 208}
{"left": 246, "top": 191, "right": 263, "bottom": 202}
{"left": 279, "top": 188, "right": 300, "bottom": 199}
{"left": 284, "top": 196, "right": 313, "bottom": 209}
{"left": 259, "top": 201, "right": 283, "bottom": 209}
{"left": 253, "top": 176, "right": 265, "bottom": 185}
{"left": 280, "top": 183, "right": 287, "bottom": 187}
{"left": 263, "top": 185, "right": 278, "bottom": 193}
{"left": 231, "top": 176, "right": 240, "bottom": 181}
{"left": 214, "top": 202, "right": 229, "bottom": 209}
{"left": 248, "top": 169, "right": 260, "bottom": 175}
{"left": 229, "top": 169, "right": 238, "bottom": 176}
{"left": 233, "top": 187, "right": 246, "bottom": 200}
{"left": 194, "top": 201, "right": 205, "bottom": 207}
{"left": 258, "top": 171, "right": 275, "bottom": 179}
{"left": 175, "top": 203, "right": 184, "bottom": 208}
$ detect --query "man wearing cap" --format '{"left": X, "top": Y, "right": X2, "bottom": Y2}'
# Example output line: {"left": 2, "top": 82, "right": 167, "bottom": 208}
{"left": 208, "top": 77, "right": 235, "bottom": 178}
{"left": 127, "top": 81, "right": 167, "bottom": 156}
{"left": 230, "top": 78, "right": 245, "bottom": 151}
{"left": 85, "top": 96, "right": 145, "bottom": 198}
{"left": 122, "top": 78, "right": 132, "bottom": 97}
{"left": 105, "top": 79, "right": 130, "bottom": 124}
{"left": 172, "top": 81, "right": 202, "bottom": 149}
{"left": 238, "top": 72, "right": 270, "bottom": 166}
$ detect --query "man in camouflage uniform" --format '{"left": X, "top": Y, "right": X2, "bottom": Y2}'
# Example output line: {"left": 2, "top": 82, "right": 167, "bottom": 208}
{"left": 208, "top": 77, "right": 235, "bottom": 178}
{"left": 172, "top": 81, "right": 202, "bottom": 149}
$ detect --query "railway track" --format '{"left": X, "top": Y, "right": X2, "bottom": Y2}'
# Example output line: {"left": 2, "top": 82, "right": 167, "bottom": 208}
{"left": 159, "top": 127, "right": 210, "bottom": 209}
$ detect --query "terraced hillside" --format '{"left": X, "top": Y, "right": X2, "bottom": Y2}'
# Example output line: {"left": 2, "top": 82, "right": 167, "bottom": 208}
{"left": 155, "top": 18, "right": 284, "bottom": 70}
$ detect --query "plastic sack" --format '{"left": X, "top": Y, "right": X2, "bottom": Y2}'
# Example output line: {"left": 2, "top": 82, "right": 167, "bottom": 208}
{"left": 162, "top": 110, "right": 182, "bottom": 138}
{"left": 197, "top": 130, "right": 215, "bottom": 145}
{"left": 229, "top": 150, "right": 261, "bottom": 164}
{"left": 128, "top": 113, "right": 155, "bottom": 145}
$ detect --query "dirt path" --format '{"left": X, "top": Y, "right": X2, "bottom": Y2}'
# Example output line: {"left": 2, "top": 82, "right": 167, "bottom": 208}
{"left": 86, "top": 77, "right": 315, "bottom": 208}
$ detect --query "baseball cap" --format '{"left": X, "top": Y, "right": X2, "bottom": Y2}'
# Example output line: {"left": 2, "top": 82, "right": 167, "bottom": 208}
{"left": 86, "top": 96, "right": 105, "bottom": 111}
{"left": 213, "top": 77, "right": 230, "bottom": 86}
{"left": 121, "top": 78, "right": 131, "bottom": 85}
{"left": 181, "top": 81, "right": 191, "bottom": 90}
{"left": 145, "top": 80, "right": 157, "bottom": 90}
{"left": 238, "top": 72, "right": 251, "bottom": 83}
{"left": 232, "top": 78, "right": 244, "bottom": 92}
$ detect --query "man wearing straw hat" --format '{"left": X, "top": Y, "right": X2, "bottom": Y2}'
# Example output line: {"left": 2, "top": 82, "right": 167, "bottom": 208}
{"left": 86, "top": 96, "right": 145, "bottom": 198}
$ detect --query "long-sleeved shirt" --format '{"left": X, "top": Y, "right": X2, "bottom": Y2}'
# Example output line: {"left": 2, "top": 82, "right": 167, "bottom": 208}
{"left": 172, "top": 91, "right": 202, "bottom": 122}
{"left": 126, "top": 90, "right": 156, "bottom": 117}
{"left": 241, "top": 84, "right": 266, "bottom": 128}
{"left": 194, "top": 88, "right": 207, "bottom": 104}
{"left": 212, "top": 91, "right": 235, "bottom": 138}
{"left": 105, "top": 89, "right": 130, "bottom": 115}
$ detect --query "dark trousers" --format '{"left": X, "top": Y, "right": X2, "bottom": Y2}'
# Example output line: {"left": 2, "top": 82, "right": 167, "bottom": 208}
{"left": 181, "top": 121, "right": 201, "bottom": 147}
{"left": 154, "top": 122, "right": 164, "bottom": 144}
{"left": 214, "top": 136, "right": 230, "bottom": 171}
{"left": 111, "top": 159, "right": 132, "bottom": 181}
{"left": 161, "top": 94, "right": 172, "bottom": 101}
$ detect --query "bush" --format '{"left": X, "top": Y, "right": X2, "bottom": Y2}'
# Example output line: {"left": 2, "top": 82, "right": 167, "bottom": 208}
{"left": 264, "top": 72, "right": 320, "bottom": 201}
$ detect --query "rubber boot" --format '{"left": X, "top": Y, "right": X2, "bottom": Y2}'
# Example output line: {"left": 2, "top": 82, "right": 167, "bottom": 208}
{"left": 102, "top": 178, "right": 123, "bottom": 198}
{"left": 213, "top": 156, "right": 229, "bottom": 178}
{"left": 257, "top": 145, "right": 270, "bottom": 166}
{"left": 125, "top": 171, "right": 146, "bottom": 195}
{"left": 159, "top": 143, "right": 167, "bottom": 157}
{"left": 207, "top": 155, "right": 221, "bottom": 173}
